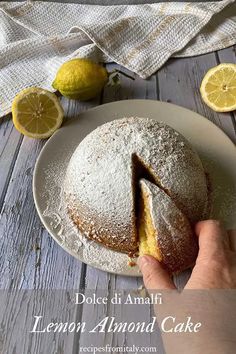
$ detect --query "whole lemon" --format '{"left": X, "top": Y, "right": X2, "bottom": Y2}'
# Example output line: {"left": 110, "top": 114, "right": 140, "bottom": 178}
{"left": 52, "top": 58, "right": 108, "bottom": 100}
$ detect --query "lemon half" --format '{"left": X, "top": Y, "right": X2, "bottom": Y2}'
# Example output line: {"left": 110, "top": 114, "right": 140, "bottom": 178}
{"left": 12, "top": 87, "right": 64, "bottom": 139}
{"left": 200, "top": 63, "right": 236, "bottom": 112}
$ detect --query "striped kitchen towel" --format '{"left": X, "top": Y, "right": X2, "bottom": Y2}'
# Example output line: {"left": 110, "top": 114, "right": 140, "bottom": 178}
{"left": 0, "top": 0, "right": 236, "bottom": 117}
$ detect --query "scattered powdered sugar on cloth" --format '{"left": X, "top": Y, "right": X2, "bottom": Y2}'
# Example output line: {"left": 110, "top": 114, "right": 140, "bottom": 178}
{"left": 41, "top": 156, "right": 138, "bottom": 275}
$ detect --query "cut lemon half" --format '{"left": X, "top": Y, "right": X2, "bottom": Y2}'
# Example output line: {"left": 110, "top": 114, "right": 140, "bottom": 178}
{"left": 12, "top": 87, "right": 64, "bottom": 139}
{"left": 200, "top": 63, "right": 236, "bottom": 112}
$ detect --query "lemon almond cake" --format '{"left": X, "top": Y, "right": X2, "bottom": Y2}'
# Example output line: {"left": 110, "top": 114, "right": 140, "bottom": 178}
{"left": 64, "top": 117, "right": 209, "bottom": 272}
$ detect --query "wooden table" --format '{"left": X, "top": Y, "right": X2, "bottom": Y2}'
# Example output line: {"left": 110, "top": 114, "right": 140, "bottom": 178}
{"left": 0, "top": 47, "right": 236, "bottom": 352}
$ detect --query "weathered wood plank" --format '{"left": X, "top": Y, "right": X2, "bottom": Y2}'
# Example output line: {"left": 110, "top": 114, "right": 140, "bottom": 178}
{"left": 0, "top": 290, "right": 78, "bottom": 354}
{"left": 0, "top": 115, "right": 23, "bottom": 210}
{"left": 103, "top": 63, "right": 157, "bottom": 103}
{"left": 216, "top": 46, "right": 236, "bottom": 65}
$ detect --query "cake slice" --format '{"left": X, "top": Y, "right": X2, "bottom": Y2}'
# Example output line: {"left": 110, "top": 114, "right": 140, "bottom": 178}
{"left": 138, "top": 179, "right": 199, "bottom": 273}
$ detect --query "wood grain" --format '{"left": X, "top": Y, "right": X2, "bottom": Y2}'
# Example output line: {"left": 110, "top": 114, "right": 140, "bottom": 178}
{"left": 0, "top": 116, "right": 23, "bottom": 211}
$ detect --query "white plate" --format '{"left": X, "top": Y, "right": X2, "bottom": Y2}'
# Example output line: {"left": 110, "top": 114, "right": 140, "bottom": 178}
{"left": 33, "top": 100, "right": 236, "bottom": 276}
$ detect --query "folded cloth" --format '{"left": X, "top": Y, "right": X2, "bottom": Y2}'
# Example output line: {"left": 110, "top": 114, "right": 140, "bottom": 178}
{"left": 0, "top": 0, "right": 236, "bottom": 117}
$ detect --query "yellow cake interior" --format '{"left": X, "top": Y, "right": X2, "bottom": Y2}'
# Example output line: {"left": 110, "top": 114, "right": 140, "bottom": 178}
{"left": 131, "top": 153, "right": 163, "bottom": 260}
{"left": 138, "top": 189, "right": 162, "bottom": 261}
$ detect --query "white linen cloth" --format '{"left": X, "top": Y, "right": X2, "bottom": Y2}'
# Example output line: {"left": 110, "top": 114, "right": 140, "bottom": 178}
{"left": 0, "top": 0, "right": 236, "bottom": 117}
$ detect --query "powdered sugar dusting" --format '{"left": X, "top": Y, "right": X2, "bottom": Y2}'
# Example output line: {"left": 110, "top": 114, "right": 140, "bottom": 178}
{"left": 41, "top": 156, "right": 139, "bottom": 275}
{"left": 64, "top": 117, "right": 209, "bottom": 254}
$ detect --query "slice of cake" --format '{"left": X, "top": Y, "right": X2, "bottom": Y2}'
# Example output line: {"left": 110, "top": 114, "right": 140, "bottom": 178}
{"left": 139, "top": 179, "right": 199, "bottom": 273}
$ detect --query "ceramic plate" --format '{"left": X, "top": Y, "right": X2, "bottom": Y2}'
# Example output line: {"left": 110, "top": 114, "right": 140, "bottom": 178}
{"left": 33, "top": 100, "right": 236, "bottom": 276}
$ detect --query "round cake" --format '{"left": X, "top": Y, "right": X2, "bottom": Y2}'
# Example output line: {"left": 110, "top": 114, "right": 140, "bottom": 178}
{"left": 64, "top": 117, "right": 209, "bottom": 271}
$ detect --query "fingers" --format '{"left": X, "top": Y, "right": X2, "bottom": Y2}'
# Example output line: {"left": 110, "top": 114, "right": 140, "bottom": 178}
{"left": 138, "top": 256, "right": 176, "bottom": 290}
{"left": 195, "top": 220, "right": 229, "bottom": 260}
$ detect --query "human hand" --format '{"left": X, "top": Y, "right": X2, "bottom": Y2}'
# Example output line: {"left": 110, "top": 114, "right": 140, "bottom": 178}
{"left": 138, "top": 220, "right": 236, "bottom": 354}
{"left": 138, "top": 220, "right": 236, "bottom": 289}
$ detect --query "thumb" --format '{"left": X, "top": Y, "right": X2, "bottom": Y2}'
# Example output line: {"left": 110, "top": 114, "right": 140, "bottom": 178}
{"left": 138, "top": 256, "right": 176, "bottom": 290}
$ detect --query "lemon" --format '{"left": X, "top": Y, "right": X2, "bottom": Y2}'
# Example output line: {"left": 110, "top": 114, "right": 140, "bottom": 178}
{"left": 52, "top": 58, "right": 108, "bottom": 100}
{"left": 200, "top": 63, "right": 236, "bottom": 112}
{"left": 12, "top": 87, "right": 64, "bottom": 139}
